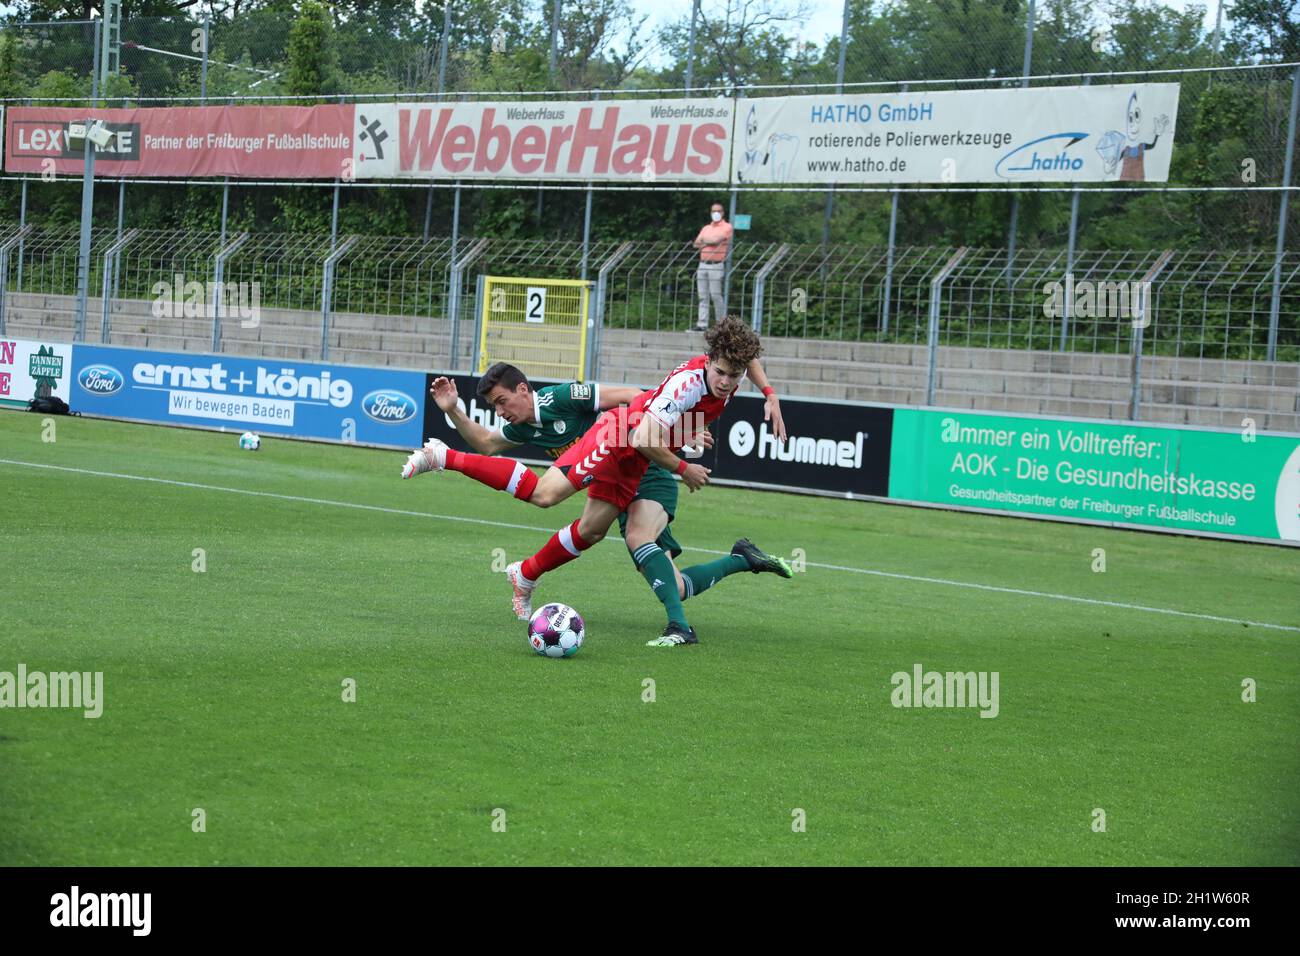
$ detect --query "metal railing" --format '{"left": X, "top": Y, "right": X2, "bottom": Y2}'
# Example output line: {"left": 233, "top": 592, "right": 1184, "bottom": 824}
{"left": 0, "top": 223, "right": 35, "bottom": 334}
{"left": 319, "top": 235, "right": 358, "bottom": 360}
{"left": 99, "top": 227, "right": 137, "bottom": 342}
{"left": 4, "top": 226, "right": 1297, "bottom": 356}
{"left": 1, "top": 225, "right": 1296, "bottom": 426}
{"left": 210, "top": 231, "right": 249, "bottom": 353}
{"left": 927, "top": 247, "right": 969, "bottom": 405}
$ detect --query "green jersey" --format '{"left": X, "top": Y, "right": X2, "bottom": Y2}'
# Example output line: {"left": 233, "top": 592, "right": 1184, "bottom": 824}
{"left": 499, "top": 382, "right": 601, "bottom": 459}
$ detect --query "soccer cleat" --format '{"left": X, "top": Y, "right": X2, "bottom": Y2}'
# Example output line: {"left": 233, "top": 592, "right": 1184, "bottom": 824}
{"left": 646, "top": 622, "right": 699, "bottom": 647}
{"left": 505, "top": 561, "right": 535, "bottom": 621}
{"left": 731, "top": 538, "right": 794, "bottom": 578}
{"left": 401, "top": 438, "right": 447, "bottom": 479}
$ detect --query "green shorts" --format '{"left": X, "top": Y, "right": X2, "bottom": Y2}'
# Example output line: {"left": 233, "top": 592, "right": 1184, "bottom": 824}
{"left": 617, "top": 463, "right": 682, "bottom": 560}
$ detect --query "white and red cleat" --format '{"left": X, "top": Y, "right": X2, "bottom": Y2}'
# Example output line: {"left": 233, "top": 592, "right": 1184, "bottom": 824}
{"left": 401, "top": 438, "right": 448, "bottom": 479}
{"left": 505, "top": 561, "right": 535, "bottom": 621}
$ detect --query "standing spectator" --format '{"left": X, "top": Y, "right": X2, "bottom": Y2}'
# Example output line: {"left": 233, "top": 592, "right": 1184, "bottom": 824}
{"left": 693, "top": 201, "right": 733, "bottom": 331}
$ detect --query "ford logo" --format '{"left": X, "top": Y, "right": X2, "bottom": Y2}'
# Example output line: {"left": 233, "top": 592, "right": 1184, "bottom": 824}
{"left": 77, "top": 364, "right": 124, "bottom": 395}
{"left": 361, "top": 389, "right": 416, "bottom": 424}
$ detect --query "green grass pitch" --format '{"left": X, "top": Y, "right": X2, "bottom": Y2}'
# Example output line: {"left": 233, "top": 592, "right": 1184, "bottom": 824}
{"left": 1, "top": 411, "right": 1297, "bottom": 866}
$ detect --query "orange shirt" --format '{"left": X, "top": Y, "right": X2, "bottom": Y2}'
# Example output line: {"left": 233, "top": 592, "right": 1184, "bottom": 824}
{"left": 695, "top": 220, "right": 733, "bottom": 263}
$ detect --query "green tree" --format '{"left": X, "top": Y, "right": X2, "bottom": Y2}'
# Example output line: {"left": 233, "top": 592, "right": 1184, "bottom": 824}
{"left": 0, "top": 32, "right": 24, "bottom": 96}
{"left": 658, "top": 0, "right": 822, "bottom": 91}
{"left": 285, "top": 0, "right": 340, "bottom": 100}
{"left": 277, "top": 1, "right": 341, "bottom": 232}
{"left": 1226, "top": 0, "right": 1300, "bottom": 63}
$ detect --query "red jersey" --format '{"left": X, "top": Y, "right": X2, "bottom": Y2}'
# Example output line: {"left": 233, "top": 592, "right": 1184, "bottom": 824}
{"left": 632, "top": 353, "right": 740, "bottom": 446}
{"left": 553, "top": 354, "right": 743, "bottom": 510}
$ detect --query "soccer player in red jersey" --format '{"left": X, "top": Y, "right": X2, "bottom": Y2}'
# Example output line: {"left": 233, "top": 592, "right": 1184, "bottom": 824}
{"left": 403, "top": 317, "right": 789, "bottom": 646}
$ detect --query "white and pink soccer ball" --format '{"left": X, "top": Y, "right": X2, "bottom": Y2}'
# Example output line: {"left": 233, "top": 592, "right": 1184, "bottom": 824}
{"left": 528, "top": 603, "right": 585, "bottom": 658}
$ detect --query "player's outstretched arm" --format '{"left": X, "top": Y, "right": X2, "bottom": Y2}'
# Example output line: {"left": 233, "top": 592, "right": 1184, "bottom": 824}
{"left": 631, "top": 413, "right": 710, "bottom": 492}
{"left": 431, "top": 377, "right": 519, "bottom": 455}
{"left": 745, "top": 359, "right": 786, "bottom": 443}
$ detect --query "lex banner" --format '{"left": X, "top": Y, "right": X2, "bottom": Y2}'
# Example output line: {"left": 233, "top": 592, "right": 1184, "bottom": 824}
{"left": 70, "top": 345, "right": 425, "bottom": 448}
{"left": 888, "top": 409, "right": 1300, "bottom": 543}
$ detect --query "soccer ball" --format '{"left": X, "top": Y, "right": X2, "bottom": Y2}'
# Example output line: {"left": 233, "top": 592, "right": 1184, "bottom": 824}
{"left": 238, "top": 432, "right": 261, "bottom": 451}
{"left": 528, "top": 603, "right": 585, "bottom": 658}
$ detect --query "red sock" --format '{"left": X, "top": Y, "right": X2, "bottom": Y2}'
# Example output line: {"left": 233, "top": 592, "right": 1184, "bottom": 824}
{"left": 445, "top": 449, "right": 538, "bottom": 501}
{"left": 521, "top": 520, "right": 592, "bottom": 582}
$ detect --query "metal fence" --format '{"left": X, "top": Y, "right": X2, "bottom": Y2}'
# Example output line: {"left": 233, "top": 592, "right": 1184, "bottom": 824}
{"left": 3, "top": 223, "right": 1297, "bottom": 352}
{"left": 1, "top": 222, "right": 1295, "bottom": 419}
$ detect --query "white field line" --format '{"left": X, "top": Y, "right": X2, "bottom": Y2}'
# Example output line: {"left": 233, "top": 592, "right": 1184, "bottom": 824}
{"left": 3, "top": 457, "right": 1297, "bottom": 634}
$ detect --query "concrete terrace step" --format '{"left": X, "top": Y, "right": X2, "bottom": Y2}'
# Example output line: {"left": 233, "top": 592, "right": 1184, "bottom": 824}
{"left": 221, "top": 328, "right": 321, "bottom": 349}
{"left": 1142, "top": 380, "right": 1300, "bottom": 414}
{"left": 8, "top": 311, "right": 79, "bottom": 329}
{"left": 950, "top": 395, "right": 1130, "bottom": 420}
{"left": 935, "top": 367, "right": 1128, "bottom": 399}
{"left": 1141, "top": 404, "right": 1299, "bottom": 432}
{"left": 600, "top": 328, "right": 928, "bottom": 365}
{"left": 332, "top": 311, "right": 446, "bottom": 333}
{"left": 2, "top": 322, "right": 75, "bottom": 344}
{"left": 112, "top": 317, "right": 213, "bottom": 338}
{"left": 217, "top": 340, "right": 319, "bottom": 362}
{"left": 105, "top": 331, "right": 214, "bottom": 353}
{"left": 329, "top": 347, "right": 468, "bottom": 371}
{"left": 1145, "top": 356, "right": 1300, "bottom": 388}
{"left": 937, "top": 347, "right": 1131, "bottom": 378}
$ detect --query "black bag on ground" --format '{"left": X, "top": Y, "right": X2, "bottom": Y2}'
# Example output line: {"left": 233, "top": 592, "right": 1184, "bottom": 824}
{"left": 27, "top": 395, "right": 74, "bottom": 415}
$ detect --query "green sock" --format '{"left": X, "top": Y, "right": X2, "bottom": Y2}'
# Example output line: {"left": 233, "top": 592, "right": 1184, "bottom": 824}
{"left": 632, "top": 543, "right": 688, "bottom": 628}
{"left": 680, "top": 554, "right": 749, "bottom": 599}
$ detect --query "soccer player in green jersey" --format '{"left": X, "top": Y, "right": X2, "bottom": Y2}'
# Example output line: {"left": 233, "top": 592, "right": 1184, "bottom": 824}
{"left": 423, "top": 362, "right": 792, "bottom": 630}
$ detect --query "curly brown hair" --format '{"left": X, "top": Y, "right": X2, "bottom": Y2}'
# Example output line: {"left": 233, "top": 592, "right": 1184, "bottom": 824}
{"left": 705, "top": 315, "right": 763, "bottom": 368}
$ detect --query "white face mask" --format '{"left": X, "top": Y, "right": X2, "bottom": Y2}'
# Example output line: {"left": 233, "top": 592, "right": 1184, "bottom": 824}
{"left": 711, "top": 211, "right": 723, "bottom": 222}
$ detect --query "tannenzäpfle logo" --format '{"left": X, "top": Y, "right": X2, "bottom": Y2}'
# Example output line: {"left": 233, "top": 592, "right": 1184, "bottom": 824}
{"left": 29, "top": 344, "right": 64, "bottom": 397}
